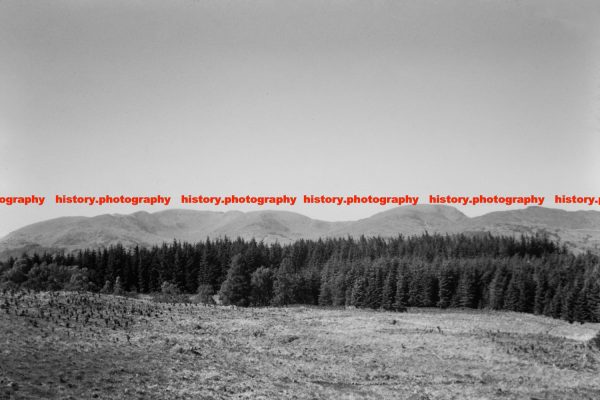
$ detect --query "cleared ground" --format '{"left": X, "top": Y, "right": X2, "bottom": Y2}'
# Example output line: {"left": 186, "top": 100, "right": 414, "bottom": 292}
{"left": 1, "top": 291, "right": 600, "bottom": 399}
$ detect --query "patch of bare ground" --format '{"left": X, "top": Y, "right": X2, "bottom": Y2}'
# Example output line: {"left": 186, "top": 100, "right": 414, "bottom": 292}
{"left": 1, "top": 291, "right": 600, "bottom": 399}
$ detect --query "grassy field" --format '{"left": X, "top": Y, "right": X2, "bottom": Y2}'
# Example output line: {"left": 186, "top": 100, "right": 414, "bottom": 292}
{"left": 1, "top": 291, "right": 600, "bottom": 399}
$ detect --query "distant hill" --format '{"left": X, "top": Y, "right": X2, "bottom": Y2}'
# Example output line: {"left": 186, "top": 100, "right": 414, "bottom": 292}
{"left": 330, "top": 204, "right": 468, "bottom": 238}
{"left": 465, "top": 206, "right": 600, "bottom": 252}
{"left": 1, "top": 205, "right": 599, "bottom": 258}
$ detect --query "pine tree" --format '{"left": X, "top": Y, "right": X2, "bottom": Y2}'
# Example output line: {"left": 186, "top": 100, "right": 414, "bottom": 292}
{"left": 393, "top": 266, "right": 409, "bottom": 311}
{"left": 148, "top": 255, "right": 161, "bottom": 292}
{"left": 503, "top": 275, "right": 519, "bottom": 311}
{"left": 218, "top": 254, "right": 251, "bottom": 306}
{"left": 408, "top": 268, "right": 425, "bottom": 307}
{"left": 271, "top": 257, "right": 296, "bottom": 306}
{"left": 318, "top": 268, "right": 333, "bottom": 306}
{"left": 197, "top": 247, "right": 211, "bottom": 287}
{"left": 4, "top": 231, "right": 599, "bottom": 323}
{"left": 573, "top": 281, "right": 589, "bottom": 323}
{"left": 173, "top": 250, "right": 186, "bottom": 291}
{"left": 423, "top": 274, "right": 440, "bottom": 307}
{"left": 561, "top": 285, "right": 576, "bottom": 323}
{"left": 517, "top": 269, "right": 535, "bottom": 313}
{"left": 184, "top": 252, "right": 198, "bottom": 293}
{"left": 250, "top": 266, "right": 274, "bottom": 306}
{"left": 381, "top": 269, "right": 396, "bottom": 310}
{"left": 332, "top": 271, "right": 348, "bottom": 307}
{"left": 533, "top": 273, "right": 547, "bottom": 315}
{"left": 549, "top": 285, "right": 563, "bottom": 319}
{"left": 364, "top": 264, "right": 383, "bottom": 309}
{"left": 350, "top": 276, "right": 367, "bottom": 307}
{"left": 457, "top": 270, "right": 477, "bottom": 308}
{"left": 137, "top": 251, "right": 147, "bottom": 293}
{"left": 489, "top": 267, "right": 507, "bottom": 310}
{"left": 437, "top": 266, "right": 454, "bottom": 309}
{"left": 588, "top": 282, "right": 600, "bottom": 322}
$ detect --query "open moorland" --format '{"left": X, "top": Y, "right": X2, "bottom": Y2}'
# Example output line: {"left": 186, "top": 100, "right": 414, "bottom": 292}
{"left": 1, "top": 291, "right": 600, "bottom": 400}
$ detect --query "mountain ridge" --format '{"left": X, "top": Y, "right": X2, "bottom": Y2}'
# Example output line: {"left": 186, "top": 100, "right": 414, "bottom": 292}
{"left": 1, "top": 205, "right": 599, "bottom": 258}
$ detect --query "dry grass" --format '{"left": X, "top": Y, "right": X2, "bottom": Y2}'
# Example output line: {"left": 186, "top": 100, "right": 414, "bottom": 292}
{"left": 1, "top": 291, "right": 600, "bottom": 399}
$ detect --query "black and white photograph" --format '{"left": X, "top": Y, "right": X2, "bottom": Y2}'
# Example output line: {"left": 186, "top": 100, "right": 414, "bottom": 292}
{"left": 1, "top": 0, "right": 600, "bottom": 399}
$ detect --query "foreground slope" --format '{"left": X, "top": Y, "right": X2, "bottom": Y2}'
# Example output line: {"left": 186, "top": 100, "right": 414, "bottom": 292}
{"left": 1, "top": 291, "right": 600, "bottom": 399}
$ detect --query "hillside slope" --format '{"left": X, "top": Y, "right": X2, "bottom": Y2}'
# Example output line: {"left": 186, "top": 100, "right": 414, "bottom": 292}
{"left": 1, "top": 205, "right": 600, "bottom": 256}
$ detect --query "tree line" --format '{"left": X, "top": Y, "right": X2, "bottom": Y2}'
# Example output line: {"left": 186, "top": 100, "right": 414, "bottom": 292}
{"left": 1, "top": 233, "right": 599, "bottom": 323}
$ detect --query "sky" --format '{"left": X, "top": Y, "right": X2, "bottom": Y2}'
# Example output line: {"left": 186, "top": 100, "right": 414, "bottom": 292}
{"left": 1, "top": 0, "right": 599, "bottom": 237}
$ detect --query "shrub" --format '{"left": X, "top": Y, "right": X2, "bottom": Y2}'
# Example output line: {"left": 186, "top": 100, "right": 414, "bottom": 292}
{"left": 195, "top": 284, "right": 215, "bottom": 304}
{"left": 113, "top": 277, "right": 125, "bottom": 295}
{"left": 100, "top": 280, "right": 113, "bottom": 294}
{"left": 591, "top": 331, "right": 600, "bottom": 350}
{"left": 3, "top": 260, "right": 29, "bottom": 285}
{"left": 161, "top": 281, "right": 181, "bottom": 295}
{"left": 65, "top": 268, "right": 91, "bottom": 291}
{"left": 16, "top": 263, "right": 87, "bottom": 291}
{"left": 153, "top": 281, "right": 189, "bottom": 303}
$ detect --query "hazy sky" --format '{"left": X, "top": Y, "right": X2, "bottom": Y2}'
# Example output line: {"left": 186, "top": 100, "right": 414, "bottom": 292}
{"left": 1, "top": 0, "right": 599, "bottom": 236}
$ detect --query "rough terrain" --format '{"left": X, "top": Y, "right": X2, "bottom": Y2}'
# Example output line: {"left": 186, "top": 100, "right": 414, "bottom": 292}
{"left": 1, "top": 291, "right": 600, "bottom": 399}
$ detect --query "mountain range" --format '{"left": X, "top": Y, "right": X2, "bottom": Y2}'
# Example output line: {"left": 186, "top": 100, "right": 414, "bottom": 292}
{"left": 1, "top": 205, "right": 599, "bottom": 258}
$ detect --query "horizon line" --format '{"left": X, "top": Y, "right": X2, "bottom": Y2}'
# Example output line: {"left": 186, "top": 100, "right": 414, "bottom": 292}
{"left": 2, "top": 203, "right": 598, "bottom": 238}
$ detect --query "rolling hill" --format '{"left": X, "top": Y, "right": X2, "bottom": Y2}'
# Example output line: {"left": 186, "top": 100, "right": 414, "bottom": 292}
{"left": 1, "top": 205, "right": 599, "bottom": 258}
